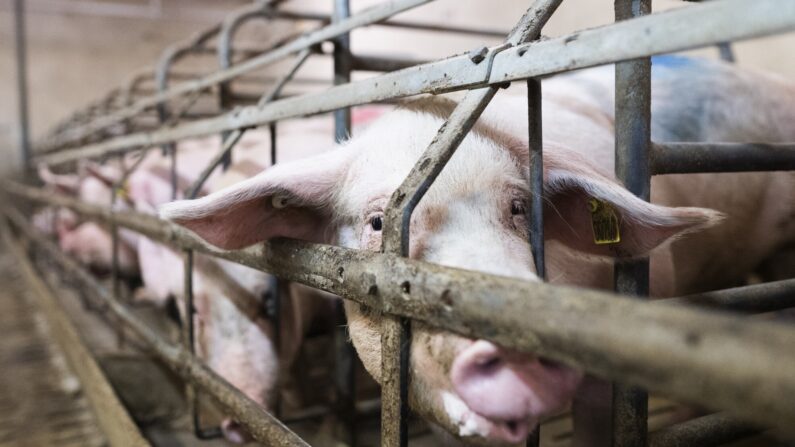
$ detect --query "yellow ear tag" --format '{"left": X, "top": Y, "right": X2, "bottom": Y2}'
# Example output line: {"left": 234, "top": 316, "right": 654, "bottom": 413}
{"left": 588, "top": 198, "right": 621, "bottom": 245}
{"left": 115, "top": 182, "right": 129, "bottom": 201}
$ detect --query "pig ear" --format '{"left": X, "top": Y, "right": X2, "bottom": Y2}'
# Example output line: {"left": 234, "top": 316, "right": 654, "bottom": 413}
{"left": 542, "top": 153, "right": 724, "bottom": 258}
{"left": 159, "top": 149, "right": 352, "bottom": 250}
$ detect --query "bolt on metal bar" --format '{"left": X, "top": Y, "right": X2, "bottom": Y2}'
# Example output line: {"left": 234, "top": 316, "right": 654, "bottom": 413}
{"left": 332, "top": 1, "right": 357, "bottom": 444}
{"left": 38, "top": 0, "right": 434, "bottom": 152}
{"left": 650, "top": 142, "right": 795, "bottom": 175}
{"left": 34, "top": 0, "right": 795, "bottom": 166}
{"left": 13, "top": 0, "right": 31, "bottom": 168}
{"left": 613, "top": 1, "right": 652, "bottom": 446}
{"left": 8, "top": 181, "right": 795, "bottom": 436}
{"left": 4, "top": 206, "right": 310, "bottom": 447}
{"left": 648, "top": 413, "right": 760, "bottom": 447}
{"left": 663, "top": 279, "right": 795, "bottom": 314}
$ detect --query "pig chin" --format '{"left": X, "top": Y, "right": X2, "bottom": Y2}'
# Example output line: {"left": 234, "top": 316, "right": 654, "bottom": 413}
{"left": 428, "top": 341, "right": 583, "bottom": 445}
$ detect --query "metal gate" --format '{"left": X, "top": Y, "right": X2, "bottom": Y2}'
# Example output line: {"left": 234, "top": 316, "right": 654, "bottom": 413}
{"left": 5, "top": 0, "right": 795, "bottom": 446}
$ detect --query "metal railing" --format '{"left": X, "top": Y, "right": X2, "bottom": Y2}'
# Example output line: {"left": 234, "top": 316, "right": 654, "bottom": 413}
{"left": 7, "top": 0, "right": 795, "bottom": 446}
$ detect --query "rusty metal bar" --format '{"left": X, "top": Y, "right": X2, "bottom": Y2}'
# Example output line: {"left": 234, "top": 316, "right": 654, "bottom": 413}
{"left": 7, "top": 181, "right": 795, "bottom": 436}
{"left": 2, "top": 220, "right": 150, "bottom": 447}
{"left": 13, "top": 0, "right": 31, "bottom": 167}
{"left": 650, "top": 142, "right": 795, "bottom": 175}
{"left": 665, "top": 279, "right": 795, "bottom": 314}
{"left": 4, "top": 207, "right": 310, "bottom": 447}
{"left": 264, "top": 8, "right": 509, "bottom": 37}
{"left": 648, "top": 413, "right": 760, "bottom": 447}
{"left": 37, "top": 0, "right": 433, "bottom": 153}
{"left": 379, "top": 1, "right": 563, "bottom": 444}
{"left": 332, "top": 1, "right": 357, "bottom": 444}
{"left": 35, "top": 0, "right": 795, "bottom": 166}
{"left": 613, "top": 1, "right": 652, "bottom": 446}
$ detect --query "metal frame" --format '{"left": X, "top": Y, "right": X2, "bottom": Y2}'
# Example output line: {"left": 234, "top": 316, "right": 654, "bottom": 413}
{"left": 7, "top": 0, "right": 795, "bottom": 446}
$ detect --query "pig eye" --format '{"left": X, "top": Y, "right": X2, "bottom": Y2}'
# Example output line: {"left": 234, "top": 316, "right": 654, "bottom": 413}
{"left": 369, "top": 215, "right": 383, "bottom": 232}
{"left": 510, "top": 199, "right": 526, "bottom": 216}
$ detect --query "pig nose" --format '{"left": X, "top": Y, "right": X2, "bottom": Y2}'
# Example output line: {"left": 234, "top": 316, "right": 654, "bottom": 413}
{"left": 221, "top": 418, "right": 251, "bottom": 444}
{"left": 451, "top": 340, "right": 536, "bottom": 422}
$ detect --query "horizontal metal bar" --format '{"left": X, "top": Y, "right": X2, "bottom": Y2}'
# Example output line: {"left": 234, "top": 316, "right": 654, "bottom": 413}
{"left": 2, "top": 222, "right": 151, "bottom": 447}
{"left": 663, "top": 279, "right": 795, "bottom": 314}
{"left": 648, "top": 413, "right": 760, "bottom": 447}
{"left": 651, "top": 142, "right": 795, "bottom": 174}
{"left": 7, "top": 181, "right": 795, "bottom": 436}
{"left": 3, "top": 206, "right": 310, "bottom": 447}
{"left": 36, "top": 0, "right": 433, "bottom": 153}
{"left": 34, "top": 0, "right": 795, "bottom": 166}
{"left": 266, "top": 8, "right": 510, "bottom": 37}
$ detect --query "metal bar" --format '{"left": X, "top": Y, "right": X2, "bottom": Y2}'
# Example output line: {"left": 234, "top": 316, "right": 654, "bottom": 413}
{"left": 13, "top": 0, "right": 31, "bottom": 167}
{"left": 650, "top": 142, "right": 795, "bottom": 175}
{"left": 7, "top": 181, "right": 795, "bottom": 436}
{"left": 332, "top": 1, "right": 357, "bottom": 444}
{"left": 35, "top": 0, "right": 795, "bottom": 166}
{"left": 2, "top": 221, "right": 151, "bottom": 447}
{"left": 717, "top": 42, "right": 735, "bottom": 63}
{"left": 4, "top": 207, "right": 310, "bottom": 447}
{"left": 648, "top": 413, "right": 759, "bottom": 447}
{"left": 349, "top": 54, "right": 428, "bottom": 72}
{"left": 379, "top": 2, "right": 563, "bottom": 444}
{"left": 265, "top": 8, "right": 510, "bottom": 37}
{"left": 613, "top": 1, "right": 652, "bottom": 446}
{"left": 259, "top": 48, "right": 313, "bottom": 107}
{"left": 527, "top": 78, "right": 544, "bottom": 280}
{"left": 38, "top": 0, "right": 434, "bottom": 152}
{"left": 664, "top": 279, "right": 795, "bottom": 314}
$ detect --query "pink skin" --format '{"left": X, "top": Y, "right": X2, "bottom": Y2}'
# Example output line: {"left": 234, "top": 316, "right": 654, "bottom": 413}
{"left": 160, "top": 59, "right": 795, "bottom": 444}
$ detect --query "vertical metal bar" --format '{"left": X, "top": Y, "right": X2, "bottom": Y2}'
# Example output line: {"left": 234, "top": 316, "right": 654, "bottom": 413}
{"left": 13, "top": 0, "right": 31, "bottom": 168}
{"left": 267, "top": 122, "right": 283, "bottom": 419}
{"left": 110, "top": 155, "right": 124, "bottom": 348}
{"left": 613, "top": 1, "right": 651, "bottom": 447}
{"left": 526, "top": 75, "right": 544, "bottom": 447}
{"left": 527, "top": 78, "right": 544, "bottom": 281}
{"left": 332, "top": 1, "right": 357, "bottom": 444}
{"left": 717, "top": 42, "right": 735, "bottom": 63}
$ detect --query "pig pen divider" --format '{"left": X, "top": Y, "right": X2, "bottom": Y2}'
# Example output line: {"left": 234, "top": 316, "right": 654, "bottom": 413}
{"left": 8, "top": 0, "right": 795, "bottom": 446}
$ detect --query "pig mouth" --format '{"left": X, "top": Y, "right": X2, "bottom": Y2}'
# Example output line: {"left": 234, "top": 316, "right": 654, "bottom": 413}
{"left": 441, "top": 389, "right": 536, "bottom": 445}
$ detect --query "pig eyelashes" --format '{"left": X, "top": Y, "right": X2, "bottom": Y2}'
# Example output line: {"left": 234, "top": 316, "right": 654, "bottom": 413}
{"left": 510, "top": 199, "right": 526, "bottom": 216}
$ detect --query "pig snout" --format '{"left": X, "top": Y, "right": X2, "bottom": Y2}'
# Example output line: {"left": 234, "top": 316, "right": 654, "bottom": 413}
{"left": 450, "top": 340, "right": 582, "bottom": 443}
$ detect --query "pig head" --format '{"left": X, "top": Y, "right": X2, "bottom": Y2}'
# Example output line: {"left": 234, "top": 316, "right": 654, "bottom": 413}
{"left": 160, "top": 97, "right": 720, "bottom": 445}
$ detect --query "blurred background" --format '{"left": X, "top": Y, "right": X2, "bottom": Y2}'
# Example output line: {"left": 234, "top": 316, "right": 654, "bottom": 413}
{"left": 0, "top": 0, "right": 793, "bottom": 175}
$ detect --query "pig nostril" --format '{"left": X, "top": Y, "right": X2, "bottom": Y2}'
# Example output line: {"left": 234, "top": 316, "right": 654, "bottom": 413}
{"left": 506, "top": 420, "right": 519, "bottom": 434}
{"left": 475, "top": 355, "right": 502, "bottom": 372}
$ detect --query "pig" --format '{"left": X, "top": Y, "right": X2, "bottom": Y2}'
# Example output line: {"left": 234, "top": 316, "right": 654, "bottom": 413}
{"left": 160, "top": 57, "right": 795, "bottom": 445}
{"left": 127, "top": 118, "right": 353, "bottom": 442}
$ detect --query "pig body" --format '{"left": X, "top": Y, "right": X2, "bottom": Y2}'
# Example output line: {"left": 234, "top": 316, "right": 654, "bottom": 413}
{"left": 162, "top": 58, "right": 794, "bottom": 445}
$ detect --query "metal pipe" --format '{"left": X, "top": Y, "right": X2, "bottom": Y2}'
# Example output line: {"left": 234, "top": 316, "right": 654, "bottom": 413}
{"left": 650, "top": 142, "right": 795, "bottom": 175}
{"left": 264, "top": 8, "right": 510, "bottom": 38}
{"left": 379, "top": 1, "right": 563, "bottom": 444}
{"left": 36, "top": 0, "right": 434, "bottom": 152}
{"left": 4, "top": 206, "right": 309, "bottom": 447}
{"left": 8, "top": 182, "right": 795, "bottom": 436}
{"left": 648, "top": 413, "right": 760, "bottom": 447}
{"left": 13, "top": 0, "right": 31, "bottom": 168}
{"left": 613, "top": 1, "right": 652, "bottom": 446}
{"left": 35, "top": 0, "right": 795, "bottom": 166}
{"left": 332, "top": 1, "right": 357, "bottom": 444}
{"left": 664, "top": 279, "right": 795, "bottom": 314}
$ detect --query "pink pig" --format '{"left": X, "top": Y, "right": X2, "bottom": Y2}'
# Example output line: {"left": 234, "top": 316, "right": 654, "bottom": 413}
{"left": 161, "top": 59, "right": 795, "bottom": 445}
